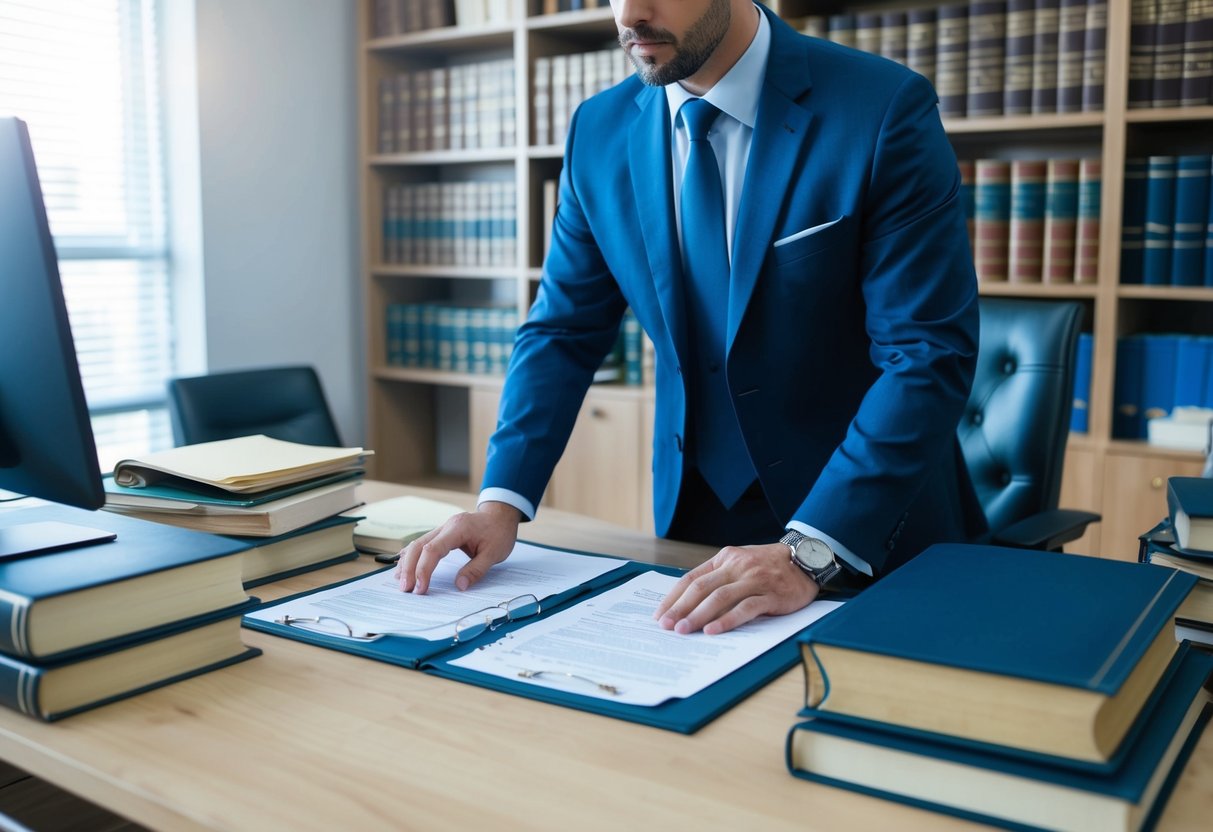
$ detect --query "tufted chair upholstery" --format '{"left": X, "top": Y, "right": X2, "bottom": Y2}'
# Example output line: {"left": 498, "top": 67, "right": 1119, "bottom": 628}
{"left": 957, "top": 298, "right": 1100, "bottom": 552}
{"left": 167, "top": 366, "right": 342, "bottom": 448}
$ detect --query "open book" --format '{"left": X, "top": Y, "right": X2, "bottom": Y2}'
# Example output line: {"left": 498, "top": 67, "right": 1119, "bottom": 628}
{"left": 112, "top": 435, "right": 371, "bottom": 494}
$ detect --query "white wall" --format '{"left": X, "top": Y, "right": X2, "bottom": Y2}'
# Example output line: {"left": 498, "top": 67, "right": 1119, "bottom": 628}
{"left": 193, "top": 0, "right": 364, "bottom": 444}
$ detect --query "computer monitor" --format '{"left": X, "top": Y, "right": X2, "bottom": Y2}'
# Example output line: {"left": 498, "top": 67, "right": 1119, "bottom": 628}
{"left": 0, "top": 116, "right": 112, "bottom": 558}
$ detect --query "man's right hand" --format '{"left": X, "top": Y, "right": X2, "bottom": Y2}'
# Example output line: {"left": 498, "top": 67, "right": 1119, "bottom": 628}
{"left": 394, "top": 501, "right": 523, "bottom": 594}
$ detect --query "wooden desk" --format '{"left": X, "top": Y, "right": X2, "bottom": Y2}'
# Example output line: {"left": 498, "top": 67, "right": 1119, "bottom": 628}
{"left": 0, "top": 482, "right": 1209, "bottom": 831}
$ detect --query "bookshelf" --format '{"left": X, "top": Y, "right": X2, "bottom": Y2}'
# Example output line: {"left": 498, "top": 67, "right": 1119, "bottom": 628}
{"left": 357, "top": 0, "right": 1213, "bottom": 556}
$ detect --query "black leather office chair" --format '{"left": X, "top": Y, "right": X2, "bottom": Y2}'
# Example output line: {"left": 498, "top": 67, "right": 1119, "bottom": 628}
{"left": 958, "top": 298, "right": 1100, "bottom": 552}
{"left": 167, "top": 365, "right": 342, "bottom": 447}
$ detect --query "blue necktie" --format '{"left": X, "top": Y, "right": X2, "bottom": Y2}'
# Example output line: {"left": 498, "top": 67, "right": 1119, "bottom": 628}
{"left": 679, "top": 98, "right": 755, "bottom": 509}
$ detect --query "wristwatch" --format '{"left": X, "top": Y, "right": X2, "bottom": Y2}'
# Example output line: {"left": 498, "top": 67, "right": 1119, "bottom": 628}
{"left": 780, "top": 530, "right": 843, "bottom": 589}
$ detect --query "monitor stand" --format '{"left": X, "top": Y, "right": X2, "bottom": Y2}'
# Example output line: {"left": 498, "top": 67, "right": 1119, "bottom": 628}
{"left": 0, "top": 520, "right": 116, "bottom": 561}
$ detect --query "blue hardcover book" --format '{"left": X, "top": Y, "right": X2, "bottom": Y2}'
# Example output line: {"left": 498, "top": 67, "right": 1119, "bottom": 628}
{"left": 798, "top": 543, "right": 1197, "bottom": 762}
{"left": 1031, "top": 0, "right": 1061, "bottom": 113}
{"left": 218, "top": 514, "right": 358, "bottom": 589}
{"left": 1143, "top": 156, "right": 1177, "bottom": 284}
{"left": 0, "top": 599, "right": 260, "bottom": 722}
{"left": 1172, "top": 335, "right": 1211, "bottom": 409}
{"left": 1207, "top": 156, "right": 1213, "bottom": 286}
{"left": 1121, "top": 157, "right": 1148, "bottom": 283}
{"left": 0, "top": 504, "right": 251, "bottom": 661}
{"left": 1171, "top": 154, "right": 1211, "bottom": 285}
{"left": 1167, "top": 476, "right": 1213, "bottom": 551}
{"left": 1072, "top": 331, "right": 1094, "bottom": 432}
{"left": 1128, "top": 0, "right": 1159, "bottom": 108}
{"left": 102, "top": 470, "right": 360, "bottom": 507}
{"left": 787, "top": 648, "right": 1213, "bottom": 832}
{"left": 1140, "top": 333, "right": 1180, "bottom": 429}
{"left": 1114, "top": 335, "right": 1146, "bottom": 438}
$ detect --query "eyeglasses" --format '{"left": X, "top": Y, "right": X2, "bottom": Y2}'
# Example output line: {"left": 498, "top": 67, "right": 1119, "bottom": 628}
{"left": 275, "top": 593, "right": 542, "bottom": 643}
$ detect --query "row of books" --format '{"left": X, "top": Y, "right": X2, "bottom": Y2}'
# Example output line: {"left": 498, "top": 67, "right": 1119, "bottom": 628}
{"left": 1129, "top": 0, "right": 1213, "bottom": 108}
{"left": 370, "top": 0, "right": 522, "bottom": 37}
{"left": 961, "top": 156, "right": 1101, "bottom": 284}
{"left": 798, "top": 0, "right": 1108, "bottom": 118}
{"left": 1122, "top": 154, "right": 1213, "bottom": 287}
{"left": 386, "top": 302, "right": 519, "bottom": 375}
{"left": 596, "top": 310, "right": 654, "bottom": 386}
{"left": 1138, "top": 476, "right": 1213, "bottom": 646}
{"left": 533, "top": 47, "right": 633, "bottom": 147}
{"left": 788, "top": 541, "right": 1212, "bottom": 829}
{"left": 1113, "top": 332, "right": 1213, "bottom": 441}
{"left": 381, "top": 181, "right": 517, "bottom": 267}
{"left": 376, "top": 60, "right": 516, "bottom": 155}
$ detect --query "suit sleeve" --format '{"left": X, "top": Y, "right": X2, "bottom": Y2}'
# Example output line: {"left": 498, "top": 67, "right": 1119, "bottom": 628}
{"left": 479, "top": 107, "right": 629, "bottom": 509}
{"left": 792, "top": 72, "right": 981, "bottom": 570}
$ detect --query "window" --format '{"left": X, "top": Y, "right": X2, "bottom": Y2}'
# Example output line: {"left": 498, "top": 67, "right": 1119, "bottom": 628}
{"left": 0, "top": 0, "right": 173, "bottom": 471}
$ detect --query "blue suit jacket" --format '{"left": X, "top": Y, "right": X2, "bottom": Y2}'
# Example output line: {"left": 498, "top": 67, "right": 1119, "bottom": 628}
{"left": 483, "top": 9, "right": 986, "bottom": 575}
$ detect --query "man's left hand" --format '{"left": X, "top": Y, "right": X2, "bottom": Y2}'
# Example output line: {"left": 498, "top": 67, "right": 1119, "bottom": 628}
{"left": 652, "top": 543, "right": 819, "bottom": 635}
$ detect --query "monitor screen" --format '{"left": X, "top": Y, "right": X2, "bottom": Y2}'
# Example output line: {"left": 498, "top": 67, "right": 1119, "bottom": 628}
{"left": 0, "top": 116, "right": 106, "bottom": 522}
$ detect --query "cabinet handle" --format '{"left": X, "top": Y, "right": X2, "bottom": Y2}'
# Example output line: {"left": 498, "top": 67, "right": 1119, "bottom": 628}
{"left": 1150, "top": 476, "right": 1163, "bottom": 490}
{"left": 590, "top": 408, "right": 607, "bottom": 419}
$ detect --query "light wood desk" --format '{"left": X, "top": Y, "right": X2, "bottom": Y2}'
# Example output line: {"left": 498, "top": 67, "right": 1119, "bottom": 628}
{"left": 0, "top": 481, "right": 1209, "bottom": 831}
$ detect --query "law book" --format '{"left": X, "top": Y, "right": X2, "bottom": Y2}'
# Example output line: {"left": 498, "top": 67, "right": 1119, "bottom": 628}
{"left": 1208, "top": 156, "right": 1213, "bottom": 286}
{"left": 0, "top": 504, "right": 251, "bottom": 661}
{"left": 1072, "top": 330, "right": 1094, "bottom": 432}
{"left": 1032, "top": 0, "right": 1062, "bottom": 113}
{"left": 1143, "top": 156, "right": 1178, "bottom": 284}
{"left": 798, "top": 543, "right": 1197, "bottom": 763}
{"left": 112, "top": 435, "right": 369, "bottom": 495}
{"left": 350, "top": 495, "right": 463, "bottom": 555}
{"left": 787, "top": 648, "right": 1213, "bottom": 832}
{"left": 906, "top": 7, "right": 937, "bottom": 86}
{"left": 377, "top": 76, "right": 396, "bottom": 154}
{"left": 1152, "top": 0, "right": 1189, "bottom": 107}
{"left": 967, "top": 0, "right": 1007, "bottom": 117}
{"left": 1128, "top": 0, "right": 1159, "bottom": 108}
{"left": 1171, "top": 154, "right": 1211, "bottom": 285}
{"left": 826, "top": 12, "right": 857, "bottom": 49}
{"left": 959, "top": 159, "right": 977, "bottom": 254}
{"left": 1043, "top": 158, "right": 1080, "bottom": 282}
{"left": 1173, "top": 335, "right": 1212, "bottom": 409}
{"left": 1121, "top": 157, "right": 1149, "bottom": 284}
{"left": 1009, "top": 159, "right": 1048, "bottom": 281}
{"left": 1004, "top": 0, "right": 1037, "bottom": 114}
{"left": 1056, "top": 0, "right": 1089, "bottom": 110}
{"left": 1141, "top": 334, "right": 1180, "bottom": 433}
{"left": 223, "top": 515, "right": 358, "bottom": 588}
{"left": 1082, "top": 0, "right": 1108, "bottom": 109}
{"left": 936, "top": 3, "right": 970, "bottom": 117}
{"left": 0, "top": 603, "right": 260, "bottom": 722}
{"left": 1180, "top": 0, "right": 1213, "bottom": 106}
{"left": 532, "top": 56, "right": 551, "bottom": 147}
{"left": 855, "top": 11, "right": 882, "bottom": 57}
{"left": 1167, "top": 476, "right": 1213, "bottom": 551}
{"left": 1113, "top": 335, "right": 1146, "bottom": 439}
{"left": 975, "top": 159, "right": 1011, "bottom": 281}
{"left": 880, "top": 10, "right": 908, "bottom": 64}
{"left": 1075, "top": 157, "right": 1102, "bottom": 282}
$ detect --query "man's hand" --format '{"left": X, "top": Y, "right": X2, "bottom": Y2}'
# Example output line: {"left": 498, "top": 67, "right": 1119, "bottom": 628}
{"left": 395, "top": 501, "right": 522, "bottom": 594}
{"left": 652, "top": 543, "right": 820, "bottom": 635}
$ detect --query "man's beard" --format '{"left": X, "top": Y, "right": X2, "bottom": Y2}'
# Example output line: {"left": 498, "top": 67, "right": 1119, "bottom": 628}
{"left": 619, "top": 0, "right": 732, "bottom": 86}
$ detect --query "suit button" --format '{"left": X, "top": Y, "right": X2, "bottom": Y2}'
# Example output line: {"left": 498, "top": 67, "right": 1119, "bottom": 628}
{"left": 675, "top": 434, "right": 683, "bottom": 452}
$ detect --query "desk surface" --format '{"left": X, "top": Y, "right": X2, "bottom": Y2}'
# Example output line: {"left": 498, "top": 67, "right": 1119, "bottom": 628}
{"left": 1, "top": 482, "right": 1210, "bottom": 831}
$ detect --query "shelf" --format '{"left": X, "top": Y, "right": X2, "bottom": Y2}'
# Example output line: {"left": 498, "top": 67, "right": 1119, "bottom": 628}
{"left": 943, "top": 112, "right": 1104, "bottom": 134}
{"left": 1125, "top": 106, "right": 1213, "bottom": 124}
{"left": 374, "top": 366, "right": 507, "bottom": 387}
{"left": 977, "top": 282, "right": 1099, "bottom": 298}
{"left": 372, "top": 265, "right": 519, "bottom": 280}
{"left": 1106, "top": 440, "right": 1206, "bottom": 461}
{"left": 1118, "top": 285, "right": 1213, "bottom": 302}
{"left": 527, "top": 8, "right": 615, "bottom": 33}
{"left": 528, "top": 145, "right": 565, "bottom": 159}
{"left": 366, "top": 22, "right": 514, "bottom": 53}
{"left": 369, "top": 149, "right": 518, "bottom": 166}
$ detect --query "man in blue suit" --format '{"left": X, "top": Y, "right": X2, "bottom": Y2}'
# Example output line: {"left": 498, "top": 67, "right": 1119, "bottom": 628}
{"left": 398, "top": 0, "right": 986, "bottom": 634}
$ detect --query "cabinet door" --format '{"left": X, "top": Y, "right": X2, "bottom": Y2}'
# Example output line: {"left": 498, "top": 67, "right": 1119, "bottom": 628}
{"left": 1099, "top": 451, "right": 1206, "bottom": 561}
{"left": 468, "top": 386, "right": 502, "bottom": 495}
{"left": 548, "top": 391, "right": 644, "bottom": 528}
{"left": 1059, "top": 445, "right": 1101, "bottom": 557}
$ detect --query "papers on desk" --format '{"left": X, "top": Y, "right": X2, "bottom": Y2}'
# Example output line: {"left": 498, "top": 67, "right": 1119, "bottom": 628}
{"left": 449, "top": 571, "right": 842, "bottom": 705}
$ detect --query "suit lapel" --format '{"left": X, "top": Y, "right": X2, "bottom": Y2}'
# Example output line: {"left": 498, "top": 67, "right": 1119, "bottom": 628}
{"left": 728, "top": 15, "right": 815, "bottom": 352}
{"left": 628, "top": 86, "right": 688, "bottom": 360}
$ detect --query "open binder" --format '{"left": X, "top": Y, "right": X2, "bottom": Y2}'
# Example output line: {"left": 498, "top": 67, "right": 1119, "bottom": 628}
{"left": 242, "top": 545, "right": 808, "bottom": 733}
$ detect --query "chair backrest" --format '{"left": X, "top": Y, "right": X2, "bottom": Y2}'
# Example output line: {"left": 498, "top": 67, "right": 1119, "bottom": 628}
{"left": 957, "top": 298, "right": 1083, "bottom": 535}
{"left": 167, "top": 366, "right": 342, "bottom": 447}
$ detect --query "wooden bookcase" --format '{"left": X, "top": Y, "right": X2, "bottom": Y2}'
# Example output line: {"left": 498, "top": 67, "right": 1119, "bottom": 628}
{"left": 357, "top": 0, "right": 1213, "bottom": 557}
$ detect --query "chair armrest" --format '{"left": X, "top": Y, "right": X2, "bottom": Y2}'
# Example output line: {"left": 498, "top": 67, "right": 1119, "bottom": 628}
{"left": 991, "top": 508, "right": 1102, "bottom": 552}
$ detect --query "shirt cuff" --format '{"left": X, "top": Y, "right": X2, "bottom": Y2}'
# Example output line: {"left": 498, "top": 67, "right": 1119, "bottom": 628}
{"left": 478, "top": 487, "right": 536, "bottom": 522}
{"left": 786, "top": 521, "right": 873, "bottom": 577}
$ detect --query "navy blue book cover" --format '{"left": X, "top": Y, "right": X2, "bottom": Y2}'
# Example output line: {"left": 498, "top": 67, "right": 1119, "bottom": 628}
{"left": 1121, "top": 157, "right": 1148, "bottom": 283}
{"left": 1113, "top": 335, "right": 1145, "bottom": 439}
{"left": 1142, "top": 156, "right": 1177, "bottom": 285}
{"left": 1071, "top": 331, "right": 1093, "bottom": 432}
{"left": 1140, "top": 333, "right": 1180, "bottom": 427}
{"left": 1171, "top": 154, "right": 1211, "bottom": 286}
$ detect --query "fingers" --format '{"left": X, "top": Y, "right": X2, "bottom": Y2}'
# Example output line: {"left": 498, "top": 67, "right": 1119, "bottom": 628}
{"left": 394, "top": 508, "right": 520, "bottom": 594}
{"left": 652, "top": 557, "right": 718, "bottom": 621}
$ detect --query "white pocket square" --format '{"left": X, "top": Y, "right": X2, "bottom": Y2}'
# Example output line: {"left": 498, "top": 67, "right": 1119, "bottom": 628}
{"left": 773, "top": 217, "right": 844, "bottom": 248}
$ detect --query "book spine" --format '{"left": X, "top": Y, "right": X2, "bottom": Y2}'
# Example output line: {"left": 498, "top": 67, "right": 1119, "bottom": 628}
{"left": 413, "top": 68, "right": 432, "bottom": 151}
{"left": 1152, "top": 0, "right": 1188, "bottom": 107}
{"left": 1072, "top": 331, "right": 1093, "bottom": 432}
{"left": 1113, "top": 335, "right": 1146, "bottom": 438}
{"left": 1129, "top": 0, "right": 1159, "bottom": 108}
{"left": 975, "top": 159, "right": 1011, "bottom": 282}
{"left": 856, "top": 11, "right": 882, "bottom": 57}
{"left": 1056, "top": 0, "right": 1089, "bottom": 111}
{"left": 1009, "top": 159, "right": 1048, "bottom": 282}
{"left": 1121, "top": 157, "right": 1148, "bottom": 284}
{"left": 0, "top": 656, "right": 40, "bottom": 717}
{"left": 550, "top": 54, "right": 569, "bottom": 147}
{"left": 1074, "top": 157, "right": 1102, "bottom": 283}
{"left": 1172, "top": 154, "right": 1212, "bottom": 286}
{"left": 1173, "top": 336, "right": 1211, "bottom": 408}
{"left": 1143, "top": 155, "right": 1178, "bottom": 285}
{"left": 1032, "top": 0, "right": 1062, "bottom": 113}
{"left": 378, "top": 76, "right": 396, "bottom": 154}
{"left": 907, "top": 9, "right": 938, "bottom": 87}
{"left": 1043, "top": 158, "right": 1080, "bottom": 283}
{"left": 395, "top": 73, "right": 413, "bottom": 152}
{"left": 448, "top": 65, "right": 465, "bottom": 152}
{"left": 501, "top": 59, "right": 516, "bottom": 148}
{"left": 1181, "top": 0, "right": 1213, "bottom": 106}
{"left": 1004, "top": 0, "right": 1036, "bottom": 114}
{"left": 405, "top": 0, "right": 424, "bottom": 33}
{"left": 967, "top": 1, "right": 1007, "bottom": 117}
{"left": 1142, "top": 334, "right": 1180, "bottom": 427}
{"left": 937, "top": 4, "right": 970, "bottom": 117}
{"left": 959, "top": 159, "right": 977, "bottom": 255}
{"left": 623, "top": 309, "right": 642, "bottom": 386}
{"left": 801, "top": 15, "right": 828, "bottom": 40}
{"left": 827, "top": 13, "right": 857, "bottom": 49}
{"left": 880, "top": 11, "right": 909, "bottom": 64}
{"left": 1082, "top": 0, "right": 1108, "bottom": 110}
{"left": 1208, "top": 155, "right": 1213, "bottom": 286}
{"left": 386, "top": 303, "right": 404, "bottom": 365}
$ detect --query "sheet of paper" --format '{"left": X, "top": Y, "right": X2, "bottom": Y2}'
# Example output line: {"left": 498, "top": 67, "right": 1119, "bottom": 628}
{"left": 246, "top": 542, "right": 624, "bottom": 641}
{"left": 447, "top": 571, "right": 843, "bottom": 706}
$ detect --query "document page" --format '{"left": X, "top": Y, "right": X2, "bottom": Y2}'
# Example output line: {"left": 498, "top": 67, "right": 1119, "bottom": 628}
{"left": 447, "top": 571, "right": 843, "bottom": 705}
{"left": 246, "top": 542, "right": 624, "bottom": 641}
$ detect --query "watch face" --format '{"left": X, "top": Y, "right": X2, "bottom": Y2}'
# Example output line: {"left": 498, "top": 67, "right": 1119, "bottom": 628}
{"left": 797, "top": 538, "right": 835, "bottom": 571}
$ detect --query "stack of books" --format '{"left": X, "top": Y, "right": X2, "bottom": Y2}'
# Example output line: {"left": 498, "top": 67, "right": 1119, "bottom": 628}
{"left": 787, "top": 543, "right": 1211, "bottom": 831}
{"left": 0, "top": 505, "right": 260, "bottom": 721}
{"left": 103, "top": 435, "right": 369, "bottom": 588}
{"left": 1139, "top": 477, "right": 1213, "bottom": 646}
